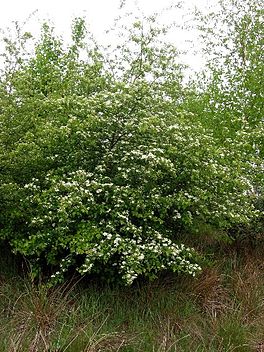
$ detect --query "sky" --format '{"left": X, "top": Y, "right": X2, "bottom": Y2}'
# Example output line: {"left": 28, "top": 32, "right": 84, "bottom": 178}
{"left": 0, "top": 0, "right": 217, "bottom": 73}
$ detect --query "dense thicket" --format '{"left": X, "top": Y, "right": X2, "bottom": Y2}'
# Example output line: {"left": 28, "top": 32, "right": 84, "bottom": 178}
{"left": 0, "top": 3, "right": 262, "bottom": 285}
{"left": 184, "top": 0, "right": 264, "bottom": 237}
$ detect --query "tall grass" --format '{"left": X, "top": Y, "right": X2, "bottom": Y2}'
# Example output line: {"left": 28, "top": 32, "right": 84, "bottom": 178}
{"left": 1, "top": 242, "right": 264, "bottom": 351}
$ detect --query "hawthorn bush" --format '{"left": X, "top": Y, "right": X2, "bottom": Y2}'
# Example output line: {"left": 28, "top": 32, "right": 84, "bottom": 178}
{"left": 0, "top": 18, "right": 258, "bottom": 284}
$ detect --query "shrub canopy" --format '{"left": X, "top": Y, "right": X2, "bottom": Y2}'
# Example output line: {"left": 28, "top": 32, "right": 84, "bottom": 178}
{"left": 0, "top": 17, "right": 259, "bottom": 284}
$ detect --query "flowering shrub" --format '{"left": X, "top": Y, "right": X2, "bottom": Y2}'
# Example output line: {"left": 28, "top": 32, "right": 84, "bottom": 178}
{"left": 0, "top": 18, "right": 258, "bottom": 284}
{"left": 21, "top": 169, "right": 202, "bottom": 284}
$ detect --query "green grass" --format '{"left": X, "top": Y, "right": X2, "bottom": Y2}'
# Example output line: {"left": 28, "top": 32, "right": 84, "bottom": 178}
{"left": 1, "top": 243, "right": 264, "bottom": 351}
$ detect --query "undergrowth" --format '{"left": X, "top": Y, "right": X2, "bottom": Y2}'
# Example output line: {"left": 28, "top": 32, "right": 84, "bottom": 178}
{"left": 1, "top": 241, "right": 264, "bottom": 351}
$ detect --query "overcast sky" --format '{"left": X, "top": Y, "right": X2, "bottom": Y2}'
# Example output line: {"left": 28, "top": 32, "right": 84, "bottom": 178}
{"left": 0, "top": 0, "right": 217, "bottom": 73}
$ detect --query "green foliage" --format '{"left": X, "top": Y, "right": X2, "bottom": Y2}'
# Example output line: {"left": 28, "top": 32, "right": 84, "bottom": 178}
{"left": 0, "top": 15, "right": 258, "bottom": 285}
{"left": 193, "top": 0, "right": 263, "bottom": 235}
{"left": 192, "top": 0, "right": 263, "bottom": 176}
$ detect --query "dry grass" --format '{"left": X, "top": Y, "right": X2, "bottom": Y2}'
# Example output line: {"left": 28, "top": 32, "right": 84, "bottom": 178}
{"left": 1, "top": 242, "right": 264, "bottom": 351}
{"left": 192, "top": 267, "right": 232, "bottom": 318}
